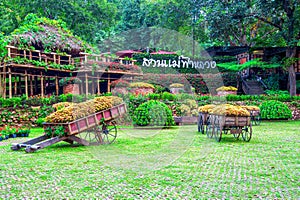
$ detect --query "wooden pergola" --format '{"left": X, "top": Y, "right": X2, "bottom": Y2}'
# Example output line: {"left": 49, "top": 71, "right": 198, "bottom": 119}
{"left": 0, "top": 46, "right": 142, "bottom": 98}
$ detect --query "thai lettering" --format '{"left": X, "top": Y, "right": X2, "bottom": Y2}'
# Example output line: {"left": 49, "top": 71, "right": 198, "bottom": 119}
{"left": 142, "top": 56, "right": 217, "bottom": 69}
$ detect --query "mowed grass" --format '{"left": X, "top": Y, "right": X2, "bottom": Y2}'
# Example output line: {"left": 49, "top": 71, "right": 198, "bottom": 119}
{"left": 0, "top": 121, "right": 299, "bottom": 199}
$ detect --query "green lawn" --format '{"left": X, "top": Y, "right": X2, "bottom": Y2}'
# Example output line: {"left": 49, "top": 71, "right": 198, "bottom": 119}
{"left": 0, "top": 121, "right": 299, "bottom": 199}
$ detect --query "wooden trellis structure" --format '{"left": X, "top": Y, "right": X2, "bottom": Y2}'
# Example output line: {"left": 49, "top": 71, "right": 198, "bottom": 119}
{"left": 0, "top": 46, "right": 142, "bottom": 98}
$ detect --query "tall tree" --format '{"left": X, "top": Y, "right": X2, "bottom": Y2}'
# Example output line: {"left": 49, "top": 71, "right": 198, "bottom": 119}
{"left": 0, "top": 0, "right": 117, "bottom": 45}
{"left": 203, "top": 0, "right": 300, "bottom": 95}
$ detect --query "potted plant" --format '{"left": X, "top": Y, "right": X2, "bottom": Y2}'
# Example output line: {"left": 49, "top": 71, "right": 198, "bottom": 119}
{"left": 110, "top": 79, "right": 130, "bottom": 95}
{"left": 216, "top": 86, "right": 238, "bottom": 96}
{"left": 170, "top": 83, "right": 184, "bottom": 94}
{"left": 59, "top": 77, "right": 82, "bottom": 94}
{"left": 129, "top": 82, "right": 155, "bottom": 96}
{"left": 27, "top": 95, "right": 42, "bottom": 109}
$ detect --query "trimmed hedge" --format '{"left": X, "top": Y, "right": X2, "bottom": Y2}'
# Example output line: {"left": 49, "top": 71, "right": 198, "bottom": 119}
{"left": 260, "top": 100, "right": 292, "bottom": 119}
{"left": 133, "top": 100, "right": 175, "bottom": 126}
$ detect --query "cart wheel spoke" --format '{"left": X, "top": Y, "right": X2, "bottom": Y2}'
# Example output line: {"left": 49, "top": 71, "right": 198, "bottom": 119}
{"left": 206, "top": 116, "right": 213, "bottom": 138}
{"left": 101, "top": 121, "right": 117, "bottom": 144}
{"left": 232, "top": 128, "right": 240, "bottom": 140}
{"left": 198, "top": 115, "right": 205, "bottom": 134}
{"left": 255, "top": 115, "right": 261, "bottom": 125}
{"left": 213, "top": 116, "right": 222, "bottom": 142}
{"left": 214, "top": 126, "right": 222, "bottom": 142}
{"left": 242, "top": 125, "right": 252, "bottom": 142}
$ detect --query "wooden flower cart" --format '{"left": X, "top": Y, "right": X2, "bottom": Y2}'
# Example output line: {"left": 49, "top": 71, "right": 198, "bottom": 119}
{"left": 250, "top": 110, "right": 261, "bottom": 125}
{"left": 206, "top": 114, "right": 252, "bottom": 142}
{"left": 197, "top": 112, "right": 210, "bottom": 134}
{"left": 11, "top": 103, "right": 127, "bottom": 153}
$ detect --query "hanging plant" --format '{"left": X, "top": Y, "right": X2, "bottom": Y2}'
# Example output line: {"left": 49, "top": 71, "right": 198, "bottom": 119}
{"left": 59, "top": 77, "right": 82, "bottom": 87}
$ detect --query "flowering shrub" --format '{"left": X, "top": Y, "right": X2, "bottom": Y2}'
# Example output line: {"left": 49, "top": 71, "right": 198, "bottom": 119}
{"left": 110, "top": 79, "right": 130, "bottom": 87}
{"left": 130, "top": 82, "right": 155, "bottom": 89}
{"left": 216, "top": 86, "right": 238, "bottom": 91}
{"left": 170, "top": 83, "right": 184, "bottom": 88}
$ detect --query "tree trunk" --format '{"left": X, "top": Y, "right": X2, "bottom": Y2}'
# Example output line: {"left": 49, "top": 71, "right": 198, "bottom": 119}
{"left": 286, "top": 47, "right": 297, "bottom": 96}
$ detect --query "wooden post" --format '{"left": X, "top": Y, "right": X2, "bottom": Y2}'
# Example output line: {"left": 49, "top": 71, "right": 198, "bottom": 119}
{"left": 30, "top": 75, "right": 33, "bottom": 96}
{"left": 25, "top": 70, "right": 28, "bottom": 98}
{"left": 80, "top": 78, "right": 84, "bottom": 94}
{"left": 85, "top": 73, "right": 88, "bottom": 96}
{"left": 3, "top": 64, "right": 6, "bottom": 98}
{"left": 8, "top": 67, "right": 12, "bottom": 98}
{"left": 92, "top": 77, "right": 95, "bottom": 94}
{"left": 97, "top": 74, "right": 100, "bottom": 95}
{"left": 14, "top": 74, "right": 17, "bottom": 95}
{"left": 7, "top": 47, "right": 11, "bottom": 57}
{"left": 107, "top": 74, "right": 111, "bottom": 93}
{"left": 18, "top": 74, "right": 22, "bottom": 94}
{"left": 34, "top": 76, "right": 38, "bottom": 94}
{"left": 55, "top": 76, "right": 59, "bottom": 95}
{"left": 41, "top": 72, "right": 44, "bottom": 97}
{"left": 29, "top": 51, "right": 32, "bottom": 60}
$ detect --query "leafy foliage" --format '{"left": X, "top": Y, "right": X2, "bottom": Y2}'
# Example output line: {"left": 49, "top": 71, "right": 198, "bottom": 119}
{"left": 218, "top": 59, "right": 281, "bottom": 72}
{"left": 260, "top": 100, "right": 292, "bottom": 119}
{"left": 133, "top": 100, "right": 174, "bottom": 127}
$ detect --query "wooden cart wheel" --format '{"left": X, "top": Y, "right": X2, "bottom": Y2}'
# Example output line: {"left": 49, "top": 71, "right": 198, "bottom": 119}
{"left": 100, "top": 121, "right": 117, "bottom": 144}
{"left": 213, "top": 116, "right": 222, "bottom": 142}
{"left": 242, "top": 125, "right": 252, "bottom": 142}
{"left": 254, "top": 115, "right": 261, "bottom": 126}
{"left": 198, "top": 115, "right": 204, "bottom": 134}
{"left": 206, "top": 116, "right": 214, "bottom": 138}
{"left": 232, "top": 127, "right": 241, "bottom": 139}
{"left": 78, "top": 127, "right": 103, "bottom": 145}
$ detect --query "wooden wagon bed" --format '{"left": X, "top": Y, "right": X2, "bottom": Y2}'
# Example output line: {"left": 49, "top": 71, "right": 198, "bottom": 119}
{"left": 11, "top": 103, "right": 127, "bottom": 153}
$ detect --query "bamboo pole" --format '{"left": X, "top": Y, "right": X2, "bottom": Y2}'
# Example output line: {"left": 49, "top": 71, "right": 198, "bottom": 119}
{"left": 41, "top": 72, "right": 44, "bottom": 97}
{"left": 55, "top": 76, "right": 59, "bottom": 95}
{"left": 30, "top": 75, "right": 33, "bottom": 96}
{"left": 18, "top": 74, "right": 22, "bottom": 94}
{"left": 107, "top": 74, "right": 111, "bottom": 93}
{"left": 7, "top": 47, "right": 11, "bottom": 58}
{"left": 8, "top": 67, "right": 12, "bottom": 98}
{"left": 92, "top": 77, "right": 95, "bottom": 94}
{"left": 97, "top": 74, "right": 100, "bottom": 95}
{"left": 25, "top": 70, "right": 28, "bottom": 98}
{"left": 14, "top": 74, "right": 17, "bottom": 95}
{"left": 80, "top": 78, "right": 83, "bottom": 94}
{"left": 3, "top": 64, "right": 6, "bottom": 99}
{"left": 85, "top": 73, "right": 88, "bottom": 96}
{"left": 34, "top": 76, "right": 38, "bottom": 94}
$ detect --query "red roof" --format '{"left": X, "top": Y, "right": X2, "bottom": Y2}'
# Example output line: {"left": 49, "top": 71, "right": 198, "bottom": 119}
{"left": 116, "top": 50, "right": 141, "bottom": 57}
{"left": 150, "top": 50, "right": 177, "bottom": 55}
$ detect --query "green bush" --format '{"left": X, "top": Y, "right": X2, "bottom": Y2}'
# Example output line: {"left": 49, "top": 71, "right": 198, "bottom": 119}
{"left": 260, "top": 100, "right": 292, "bottom": 119}
{"left": 133, "top": 100, "right": 174, "bottom": 126}
{"left": 161, "top": 92, "right": 176, "bottom": 101}
{"left": 35, "top": 118, "right": 46, "bottom": 127}
{"left": 147, "top": 93, "right": 161, "bottom": 100}
{"left": 127, "top": 94, "right": 147, "bottom": 117}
